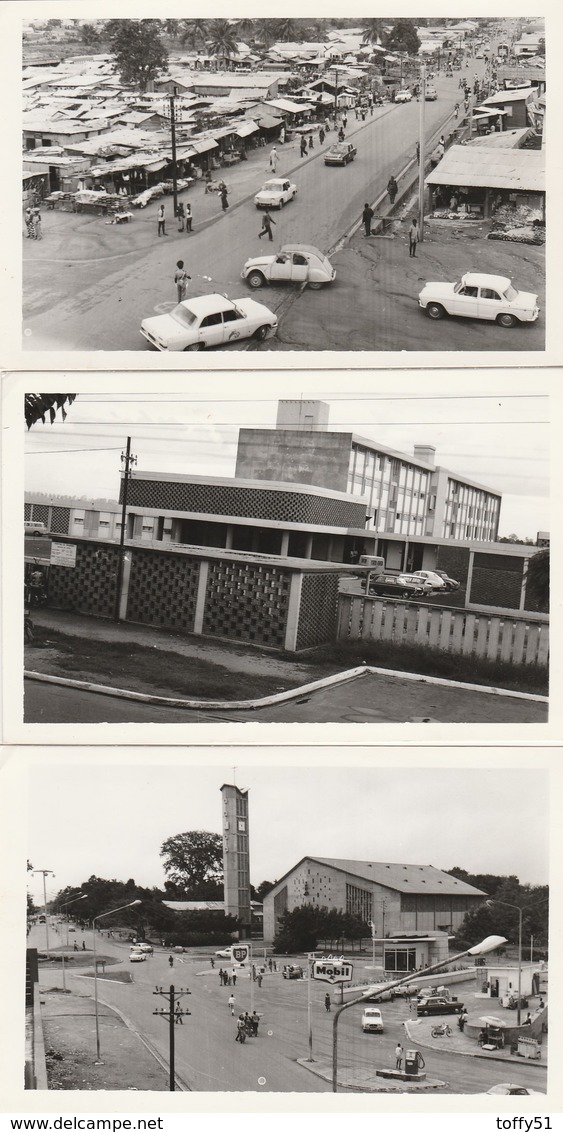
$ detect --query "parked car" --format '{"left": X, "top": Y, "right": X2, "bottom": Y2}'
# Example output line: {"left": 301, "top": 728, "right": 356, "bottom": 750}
{"left": 364, "top": 982, "right": 395, "bottom": 1002}
{"left": 485, "top": 1084, "right": 545, "bottom": 1096}
{"left": 241, "top": 244, "right": 335, "bottom": 290}
{"left": 254, "top": 178, "right": 297, "bottom": 209}
{"left": 418, "top": 273, "right": 540, "bottom": 328}
{"left": 395, "top": 89, "right": 412, "bottom": 103}
{"left": 368, "top": 574, "right": 426, "bottom": 599}
{"left": 406, "top": 570, "right": 449, "bottom": 590}
{"left": 137, "top": 942, "right": 153, "bottom": 953}
{"left": 141, "top": 294, "right": 278, "bottom": 351}
{"left": 282, "top": 965, "right": 304, "bottom": 979}
{"left": 24, "top": 520, "right": 47, "bottom": 536}
{"left": 434, "top": 569, "right": 461, "bottom": 591}
{"left": 425, "top": 86, "right": 438, "bottom": 100}
{"left": 324, "top": 142, "right": 357, "bottom": 166}
{"left": 362, "top": 1006, "right": 384, "bottom": 1033}
{"left": 417, "top": 996, "right": 464, "bottom": 1016}
{"left": 129, "top": 951, "right": 146, "bottom": 962}
{"left": 215, "top": 947, "right": 233, "bottom": 958}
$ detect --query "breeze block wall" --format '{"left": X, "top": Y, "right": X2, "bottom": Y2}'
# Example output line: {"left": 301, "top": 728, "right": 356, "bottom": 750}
{"left": 47, "top": 539, "right": 119, "bottom": 618}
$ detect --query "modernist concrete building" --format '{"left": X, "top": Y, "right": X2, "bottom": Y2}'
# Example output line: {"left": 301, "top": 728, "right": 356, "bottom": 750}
{"left": 263, "top": 857, "right": 486, "bottom": 969}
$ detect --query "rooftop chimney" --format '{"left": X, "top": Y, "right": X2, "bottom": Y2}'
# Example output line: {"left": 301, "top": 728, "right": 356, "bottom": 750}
{"left": 413, "top": 444, "right": 436, "bottom": 466}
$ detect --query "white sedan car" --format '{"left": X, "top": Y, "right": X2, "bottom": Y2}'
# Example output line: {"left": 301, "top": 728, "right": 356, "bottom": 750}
{"left": 254, "top": 178, "right": 297, "bottom": 209}
{"left": 241, "top": 244, "right": 335, "bottom": 290}
{"left": 407, "top": 570, "right": 448, "bottom": 590}
{"left": 419, "top": 273, "right": 539, "bottom": 328}
{"left": 215, "top": 947, "right": 233, "bottom": 958}
{"left": 395, "top": 89, "right": 412, "bottom": 103}
{"left": 141, "top": 294, "right": 278, "bottom": 351}
{"left": 362, "top": 1007, "right": 384, "bottom": 1033}
{"left": 485, "top": 1084, "right": 545, "bottom": 1097}
{"left": 129, "top": 951, "right": 146, "bottom": 962}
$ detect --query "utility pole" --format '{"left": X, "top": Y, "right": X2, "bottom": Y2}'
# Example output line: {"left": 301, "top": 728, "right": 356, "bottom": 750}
{"left": 153, "top": 985, "right": 191, "bottom": 1091}
{"left": 333, "top": 67, "right": 339, "bottom": 121}
{"left": 418, "top": 63, "right": 426, "bottom": 241}
{"left": 32, "top": 869, "right": 55, "bottom": 957}
{"left": 169, "top": 87, "right": 180, "bottom": 219}
{"left": 114, "top": 437, "right": 136, "bottom": 622}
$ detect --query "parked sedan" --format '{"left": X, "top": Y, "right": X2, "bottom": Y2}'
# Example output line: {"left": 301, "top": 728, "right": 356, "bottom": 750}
{"left": 215, "top": 947, "right": 233, "bottom": 958}
{"left": 417, "top": 996, "right": 464, "bottom": 1016}
{"left": 419, "top": 272, "right": 540, "bottom": 327}
{"left": 324, "top": 142, "right": 357, "bottom": 166}
{"left": 368, "top": 574, "right": 426, "bottom": 599}
{"left": 407, "top": 570, "right": 449, "bottom": 590}
{"left": 254, "top": 178, "right": 297, "bottom": 209}
{"left": 241, "top": 244, "right": 335, "bottom": 290}
{"left": 141, "top": 294, "right": 278, "bottom": 351}
{"left": 485, "top": 1084, "right": 546, "bottom": 1097}
{"left": 435, "top": 569, "right": 460, "bottom": 591}
{"left": 395, "top": 89, "right": 412, "bottom": 103}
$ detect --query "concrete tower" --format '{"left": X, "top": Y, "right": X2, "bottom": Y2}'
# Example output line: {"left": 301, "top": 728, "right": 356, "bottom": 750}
{"left": 220, "top": 784, "right": 251, "bottom": 936}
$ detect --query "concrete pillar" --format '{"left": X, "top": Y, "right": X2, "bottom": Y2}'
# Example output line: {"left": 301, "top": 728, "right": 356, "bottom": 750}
{"left": 119, "top": 550, "right": 133, "bottom": 621}
{"left": 280, "top": 531, "right": 290, "bottom": 557}
{"left": 193, "top": 559, "right": 209, "bottom": 635}
{"left": 284, "top": 571, "right": 303, "bottom": 652}
{"left": 225, "top": 525, "right": 233, "bottom": 550}
{"left": 466, "top": 550, "right": 474, "bottom": 602}
{"left": 304, "top": 533, "right": 313, "bottom": 559}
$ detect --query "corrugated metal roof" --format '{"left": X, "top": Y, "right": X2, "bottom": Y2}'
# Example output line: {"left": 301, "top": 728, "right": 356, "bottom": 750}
{"left": 425, "top": 145, "right": 544, "bottom": 191}
{"left": 309, "top": 858, "right": 487, "bottom": 896}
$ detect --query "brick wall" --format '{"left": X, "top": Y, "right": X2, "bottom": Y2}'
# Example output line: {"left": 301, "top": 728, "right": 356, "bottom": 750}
{"left": 471, "top": 552, "right": 524, "bottom": 608}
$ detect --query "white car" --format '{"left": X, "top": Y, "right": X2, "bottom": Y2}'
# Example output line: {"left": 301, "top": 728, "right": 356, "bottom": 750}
{"left": 395, "top": 89, "right": 412, "bottom": 103}
{"left": 141, "top": 294, "right": 278, "bottom": 351}
{"left": 129, "top": 951, "right": 146, "bottom": 962}
{"left": 419, "top": 273, "right": 540, "bottom": 328}
{"left": 407, "top": 570, "right": 448, "bottom": 590}
{"left": 254, "top": 178, "right": 297, "bottom": 209}
{"left": 215, "top": 947, "right": 233, "bottom": 958}
{"left": 485, "top": 1084, "right": 545, "bottom": 1097}
{"left": 137, "top": 942, "right": 153, "bottom": 953}
{"left": 241, "top": 244, "right": 335, "bottom": 290}
{"left": 362, "top": 1007, "right": 384, "bottom": 1033}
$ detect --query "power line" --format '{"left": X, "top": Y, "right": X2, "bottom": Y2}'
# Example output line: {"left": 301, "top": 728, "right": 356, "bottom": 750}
{"left": 26, "top": 447, "right": 124, "bottom": 455}
{"left": 25, "top": 419, "right": 550, "bottom": 428}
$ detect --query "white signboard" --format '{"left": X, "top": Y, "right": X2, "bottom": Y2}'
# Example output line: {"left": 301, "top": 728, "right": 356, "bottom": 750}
{"left": 50, "top": 543, "right": 77, "bottom": 568}
{"left": 312, "top": 959, "right": 354, "bottom": 984}
{"left": 231, "top": 944, "right": 250, "bottom": 966}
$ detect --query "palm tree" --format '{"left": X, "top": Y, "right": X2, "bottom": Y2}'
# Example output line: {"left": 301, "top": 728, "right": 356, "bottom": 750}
{"left": 271, "top": 18, "right": 303, "bottom": 43}
{"left": 205, "top": 20, "right": 239, "bottom": 68}
{"left": 250, "top": 19, "right": 278, "bottom": 51}
{"left": 180, "top": 19, "right": 209, "bottom": 51}
{"left": 362, "top": 19, "right": 386, "bottom": 47}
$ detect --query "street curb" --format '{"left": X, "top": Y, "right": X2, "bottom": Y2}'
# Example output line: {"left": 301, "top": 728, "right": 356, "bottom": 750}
{"left": 24, "top": 663, "right": 548, "bottom": 712}
{"left": 403, "top": 1019, "right": 547, "bottom": 1069}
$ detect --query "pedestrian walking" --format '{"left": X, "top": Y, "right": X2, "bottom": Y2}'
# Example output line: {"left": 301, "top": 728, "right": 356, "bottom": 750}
{"left": 319, "top": 127, "right": 325, "bottom": 145}
{"left": 342, "top": 114, "right": 348, "bottom": 129}
{"left": 82, "top": 940, "right": 86, "bottom": 951}
{"left": 258, "top": 211, "right": 276, "bottom": 241}
{"left": 269, "top": 146, "right": 278, "bottom": 172}
{"left": 232, "top": 972, "right": 237, "bottom": 986}
{"left": 220, "top": 183, "right": 229, "bottom": 211}
{"left": 32, "top": 210, "right": 42, "bottom": 240}
{"left": 210, "top": 957, "right": 215, "bottom": 969}
{"left": 251, "top": 1010, "right": 260, "bottom": 1036}
{"left": 325, "top": 993, "right": 331, "bottom": 1012}
{"left": 300, "top": 136, "right": 307, "bottom": 158}
{"left": 454, "top": 102, "right": 459, "bottom": 119}
{"left": 219, "top": 968, "right": 224, "bottom": 984}
{"left": 355, "top": 105, "right": 359, "bottom": 119}
{"left": 157, "top": 203, "right": 166, "bottom": 236}
{"left": 408, "top": 218, "right": 419, "bottom": 257}
{"left": 174, "top": 260, "right": 191, "bottom": 303}
{"left": 395, "top": 1043, "right": 403, "bottom": 1070}
{"left": 228, "top": 973, "right": 232, "bottom": 985}
{"left": 324, "top": 116, "right": 331, "bottom": 132}
{"left": 362, "top": 202, "right": 374, "bottom": 238}
{"left": 458, "top": 1009, "right": 468, "bottom": 1032}
{"left": 228, "top": 993, "right": 236, "bottom": 1015}
{"left": 169, "top": 955, "right": 174, "bottom": 967}
{"left": 387, "top": 175, "right": 398, "bottom": 205}
{"left": 235, "top": 1014, "right": 246, "bottom": 1042}
{"left": 308, "top": 133, "right": 314, "bottom": 150}
{"left": 25, "top": 208, "right": 35, "bottom": 238}
{"left": 176, "top": 201, "right": 185, "bottom": 231}
{"left": 73, "top": 940, "right": 78, "bottom": 951}
{"left": 257, "top": 973, "right": 263, "bottom": 988}
{"left": 338, "top": 126, "right": 345, "bottom": 141}
{"left": 184, "top": 202, "right": 192, "bottom": 233}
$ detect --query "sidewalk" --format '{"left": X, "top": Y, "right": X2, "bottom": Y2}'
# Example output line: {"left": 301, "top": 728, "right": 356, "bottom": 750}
{"left": 404, "top": 1014, "right": 548, "bottom": 1066}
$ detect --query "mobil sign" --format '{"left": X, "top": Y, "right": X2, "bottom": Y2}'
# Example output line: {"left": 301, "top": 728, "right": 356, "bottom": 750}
{"left": 231, "top": 944, "right": 250, "bottom": 966}
{"left": 312, "top": 958, "right": 353, "bottom": 984}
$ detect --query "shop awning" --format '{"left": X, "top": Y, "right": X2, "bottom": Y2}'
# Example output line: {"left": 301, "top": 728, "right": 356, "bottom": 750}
{"left": 257, "top": 114, "right": 282, "bottom": 130}
{"left": 190, "top": 138, "right": 219, "bottom": 154}
{"left": 236, "top": 120, "right": 259, "bottom": 137}
{"left": 143, "top": 157, "right": 168, "bottom": 172}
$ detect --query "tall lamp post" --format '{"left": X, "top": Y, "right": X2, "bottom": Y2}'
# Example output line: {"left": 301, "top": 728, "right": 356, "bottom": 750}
{"left": 93, "top": 900, "right": 141, "bottom": 1060}
{"left": 32, "top": 869, "right": 55, "bottom": 958}
{"left": 332, "top": 934, "right": 507, "bottom": 1092}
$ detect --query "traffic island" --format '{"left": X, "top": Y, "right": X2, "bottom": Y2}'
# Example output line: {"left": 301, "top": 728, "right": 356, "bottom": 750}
{"left": 376, "top": 1068, "right": 427, "bottom": 1082}
{"left": 297, "top": 1057, "right": 445, "bottom": 1092}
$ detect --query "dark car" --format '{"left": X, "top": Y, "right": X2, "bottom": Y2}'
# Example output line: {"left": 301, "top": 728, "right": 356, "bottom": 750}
{"left": 435, "top": 570, "right": 461, "bottom": 591}
{"left": 367, "top": 574, "right": 426, "bottom": 600}
{"left": 417, "top": 995, "right": 464, "bottom": 1016}
{"left": 324, "top": 142, "right": 357, "bottom": 166}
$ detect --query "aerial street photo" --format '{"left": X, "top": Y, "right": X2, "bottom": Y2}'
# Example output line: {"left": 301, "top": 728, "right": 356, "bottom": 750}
{"left": 21, "top": 16, "right": 545, "bottom": 352}
{"left": 21, "top": 385, "right": 549, "bottom": 726}
{"left": 24, "top": 762, "right": 549, "bottom": 1095}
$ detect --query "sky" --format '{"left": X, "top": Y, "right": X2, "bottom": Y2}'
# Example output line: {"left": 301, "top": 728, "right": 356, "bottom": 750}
{"left": 23, "top": 382, "right": 550, "bottom": 539}
{"left": 27, "top": 763, "right": 549, "bottom": 904}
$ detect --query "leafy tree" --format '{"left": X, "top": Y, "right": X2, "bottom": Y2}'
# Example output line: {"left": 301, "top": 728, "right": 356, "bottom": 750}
{"left": 25, "top": 394, "right": 76, "bottom": 429}
{"left": 385, "top": 19, "right": 420, "bottom": 55}
{"left": 454, "top": 877, "right": 548, "bottom": 953}
{"left": 160, "top": 830, "right": 223, "bottom": 898}
{"left": 180, "top": 19, "right": 209, "bottom": 51}
{"left": 525, "top": 549, "right": 549, "bottom": 613}
{"left": 81, "top": 23, "right": 100, "bottom": 48}
{"left": 255, "top": 879, "right": 276, "bottom": 901}
{"left": 274, "top": 904, "right": 369, "bottom": 953}
{"left": 107, "top": 20, "right": 168, "bottom": 92}
{"left": 205, "top": 20, "right": 239, "bottom": 67}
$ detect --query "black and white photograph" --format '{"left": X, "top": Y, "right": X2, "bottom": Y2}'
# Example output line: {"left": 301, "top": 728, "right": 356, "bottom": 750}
{"left": 23, "top": 758, "right": 549, "bottom": 1096}
{"left": 20, "top": 14, "right": 546, "bottom": 355}
{"left": 20, "top": 380, "right": 550, "bottom": 728}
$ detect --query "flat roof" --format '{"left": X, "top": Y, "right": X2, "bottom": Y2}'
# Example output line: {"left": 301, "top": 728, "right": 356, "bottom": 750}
{"left": 128, "top": 468, "right": 368, "bottom": 506}
{"left": 425, "top": 145, "right": 545, "bottom": 192}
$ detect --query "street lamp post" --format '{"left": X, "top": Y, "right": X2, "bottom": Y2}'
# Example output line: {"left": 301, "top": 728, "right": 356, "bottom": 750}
{"left": 331, "top": 935, "right": 507, "bottom": 1092}
{"left": 92, "top": 900, "right": 141, "bottom": 1060}
{"left": 32, "top": 869, "right": 55, "bottom": 958}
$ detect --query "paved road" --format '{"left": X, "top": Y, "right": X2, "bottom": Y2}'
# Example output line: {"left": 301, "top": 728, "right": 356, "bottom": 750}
{"left": 33, "top": 929, "right": 546, "bottom": 1094}
{"left": 24, "top": 671, "right": 547, "bottom": 724}
{"left": 23, "top": 69, "right": 481, "bottom": 354}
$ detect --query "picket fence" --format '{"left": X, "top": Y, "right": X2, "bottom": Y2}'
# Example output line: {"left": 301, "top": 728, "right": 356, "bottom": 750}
{"left": 337, "top": 594, "right": 549, "bottom": 667}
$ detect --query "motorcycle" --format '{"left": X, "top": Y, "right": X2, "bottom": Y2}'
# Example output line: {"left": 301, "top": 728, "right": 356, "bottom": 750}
{"left": 431, "top": 1023, "right": 452, "bottom": 1037}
